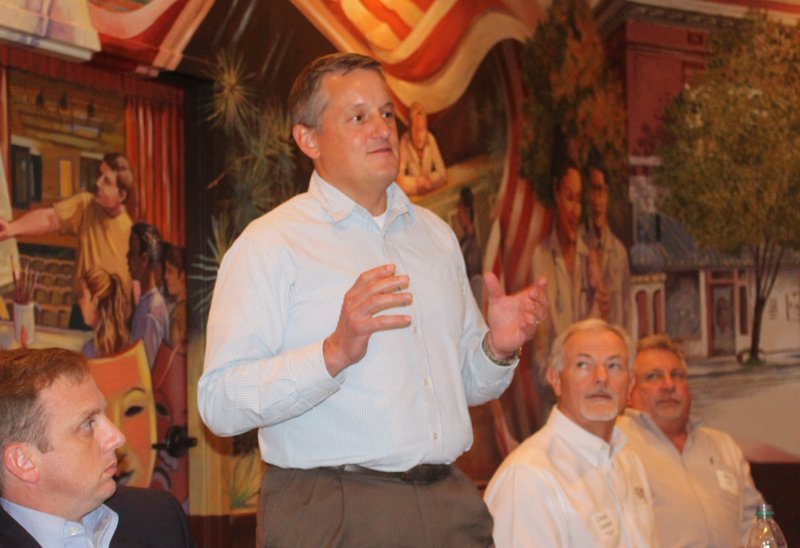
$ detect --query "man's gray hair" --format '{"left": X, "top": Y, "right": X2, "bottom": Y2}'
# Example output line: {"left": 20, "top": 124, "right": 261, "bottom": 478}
{"left": 546, "top": 318, "right": 635, "bottom": 376}
{"left": 636, "top": 334, "right": 687, "bottom": 367}
{"left": 287, "top": 52, "right": 384, "bottom": 129}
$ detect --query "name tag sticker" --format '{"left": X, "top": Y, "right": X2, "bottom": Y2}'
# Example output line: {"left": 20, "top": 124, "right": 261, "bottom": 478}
{"left": 716, "top": 469, "right": 738, "bottom": 495}
{"left": 591, "top": 510, "right": 619, "bottom": 540}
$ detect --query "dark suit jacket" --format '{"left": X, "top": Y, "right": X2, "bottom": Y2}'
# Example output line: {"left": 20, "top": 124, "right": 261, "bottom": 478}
{"left": 0, "top": 486, "right": 195, "bottom": 547}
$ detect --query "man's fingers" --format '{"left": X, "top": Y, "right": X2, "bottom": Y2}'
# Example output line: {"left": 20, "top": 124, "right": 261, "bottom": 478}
{"left": 484, "top": 271, "right": 503, "bottom": 300}
{"left": 369, "top": 313, "right": 412, "bottom": 332}
{"left": 355, "top": 264, "right": 406, "bottom": 292}
{"left": 368, "top": 290, "right": 412, "bottom": 315}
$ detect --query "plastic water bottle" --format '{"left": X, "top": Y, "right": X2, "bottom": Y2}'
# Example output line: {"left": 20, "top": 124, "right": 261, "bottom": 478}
{"left": 744, "top": 503, "right": 787, "bottom": 548}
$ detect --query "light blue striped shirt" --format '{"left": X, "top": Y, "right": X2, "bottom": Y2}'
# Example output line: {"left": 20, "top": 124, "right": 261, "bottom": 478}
{"left": 0, "top": 497, "right": 117, "bottom": 547}
{"left": 199, "top": 172, "right": 516, "bottom": 471}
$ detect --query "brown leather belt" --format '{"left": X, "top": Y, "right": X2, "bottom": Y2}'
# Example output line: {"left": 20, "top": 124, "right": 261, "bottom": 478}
{"left": 329, "top": 463, "right": 454, "bottom": 484}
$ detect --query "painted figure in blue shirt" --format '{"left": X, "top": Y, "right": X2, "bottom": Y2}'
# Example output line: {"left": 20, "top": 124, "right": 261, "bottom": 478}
{"left": 127, "top": 222, "right": 169, "bottom": 370}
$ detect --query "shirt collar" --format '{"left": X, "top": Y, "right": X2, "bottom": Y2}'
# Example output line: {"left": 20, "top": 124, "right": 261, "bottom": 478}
{"left": 624, "top": 407, "right": 701, "bottom": 440}
{"left": 0, "top": 497, "right": 118, "bottom": 548}
{"left": 550, "top": 406, "right": 627, "bottom": 467}
{"left": 308, "top": 170, "right": 414, "bottom": 227}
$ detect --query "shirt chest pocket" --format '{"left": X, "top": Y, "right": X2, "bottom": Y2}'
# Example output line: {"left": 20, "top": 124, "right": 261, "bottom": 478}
{"left": 413, "top": 265, "right": 465, "bottom": 338}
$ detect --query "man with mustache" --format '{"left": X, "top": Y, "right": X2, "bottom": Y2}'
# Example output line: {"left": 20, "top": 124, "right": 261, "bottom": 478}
{"left": 199, "top": 52, "right": 549, "bottom": 547}
{"left": 618, "top": 334, "right": 763, "bottom": 547}
{"left": 0, "top": 347, "right": 193, "bottom": 547}
{"left": 484, "top": 318, "right": 657, "bottom": 547}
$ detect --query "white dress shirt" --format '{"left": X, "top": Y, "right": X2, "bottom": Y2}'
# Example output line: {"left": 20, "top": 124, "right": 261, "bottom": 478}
{"left": 198, "top": 171, "right": 515, "bottom": 471}
{"left": 618, "top": 409, "right": 763, "bottom": 547}
{"left": 0, "top": 497, "right": 118, "bottom": 548}
{"left": 484, "top": 407, "right": 659, "bottom": 547}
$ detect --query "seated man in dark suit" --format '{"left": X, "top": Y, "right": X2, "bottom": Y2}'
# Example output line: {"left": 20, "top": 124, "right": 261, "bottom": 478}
{"left": 0, "top": 347, "right": 194, "bottom": 547}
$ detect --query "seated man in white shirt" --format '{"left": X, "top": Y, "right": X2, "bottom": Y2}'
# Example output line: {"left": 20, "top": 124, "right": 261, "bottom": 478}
{"left": 617, "top": 334, "right": 763, "bottom": 547}
{"left": 0, "top": 347, "right": 193, "bottom": 547}
{"left": 484, "top": 318, "right": 658, "bottom": 547}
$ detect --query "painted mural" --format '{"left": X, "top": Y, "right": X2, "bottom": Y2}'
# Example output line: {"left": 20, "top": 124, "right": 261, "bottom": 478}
{"left": 0, "top": 0, "right": 798, "bottom": 534}
{"left": 0, "top": 58, "right": 190, "bottom": 508}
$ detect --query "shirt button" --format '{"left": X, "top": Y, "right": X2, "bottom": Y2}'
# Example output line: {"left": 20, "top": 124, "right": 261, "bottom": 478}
{"left": 412, "top": 326, "right": 418, "bottom": 334}
{"left": 432, "top": 432, "right": 438, "bottom": 440}
{"left": 423, "top": 378, "right": 429, "bottom": 386}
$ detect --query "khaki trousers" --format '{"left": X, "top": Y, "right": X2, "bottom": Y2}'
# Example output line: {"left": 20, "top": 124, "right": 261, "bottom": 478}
{"left": 256, "top": 465, "right": 494, "bottom": 547}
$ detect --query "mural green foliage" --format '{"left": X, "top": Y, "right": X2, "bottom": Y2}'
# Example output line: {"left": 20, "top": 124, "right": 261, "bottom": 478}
{"left": 656, "top": 10, "right": 800, "bottom": 363}
{"left": 190, "top": 50, "right": 297, "bottom": 318}
{"left": 207, "top": 51, "right": 296, "bottom": 236}
{"left": 519, "top": 0, "right": 626, "bottom": 216}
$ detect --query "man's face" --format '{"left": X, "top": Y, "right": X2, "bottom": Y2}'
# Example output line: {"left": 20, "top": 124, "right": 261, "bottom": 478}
{"left": 548, "top": 328, "right": 632, "bottom": 440}
{"left": 587, "top": 168, "right": 609, "bottom": 232}
{"left": 554, "top": 167, "right": 583, "bottom": 245}
{"left": 93, "top": 162, "right": 126, "bottom": 214}
{"left": 629, "top": 348, "right": 691, "bottom": 431}
{"left": 301, "top": 68, "right": 399, "bottom": 201}
{"left": 34, "top": 375, "right": 125, "bottom": 522}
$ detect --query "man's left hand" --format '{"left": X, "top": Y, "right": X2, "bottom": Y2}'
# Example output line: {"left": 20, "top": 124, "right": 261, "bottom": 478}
{"left": 483, "top": 272, "right": 548, "bottom": 359}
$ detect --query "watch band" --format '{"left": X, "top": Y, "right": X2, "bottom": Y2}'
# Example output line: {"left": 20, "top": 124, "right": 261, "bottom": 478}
{"left": 482, "top": 334, "right": 519, "bottom": 366}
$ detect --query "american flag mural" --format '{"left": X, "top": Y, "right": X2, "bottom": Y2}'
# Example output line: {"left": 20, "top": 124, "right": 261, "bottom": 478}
{"left": 89, "top": 0, "right": 215, "bottom": 71}
{"left": 292, "top": 0, "right": 541, "bottom": 113}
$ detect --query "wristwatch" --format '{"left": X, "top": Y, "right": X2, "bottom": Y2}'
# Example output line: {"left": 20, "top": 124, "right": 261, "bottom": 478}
{"left": 482, "top": 334, "right": 520, "bottom": 366}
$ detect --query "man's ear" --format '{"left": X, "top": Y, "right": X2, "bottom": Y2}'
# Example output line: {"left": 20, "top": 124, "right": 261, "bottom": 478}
{"left": 292, "top": 124, "right": 320, "bottom": 159}
{"left": 546, "top": 367, "right": 562, "bottom": 398}
{"left": 3, "top": 444, "right": 40, "bottom": 485}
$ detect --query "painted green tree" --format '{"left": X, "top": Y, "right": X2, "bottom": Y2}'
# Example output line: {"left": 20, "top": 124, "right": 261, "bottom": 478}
{"left": 191, "top": 50, "right": 297, "bottom": 319}
{"left": 656, "top": 11, "right": 800, "bottom": 364}
{"left": 519, "top": 0, "right": 626, "bottom": 219}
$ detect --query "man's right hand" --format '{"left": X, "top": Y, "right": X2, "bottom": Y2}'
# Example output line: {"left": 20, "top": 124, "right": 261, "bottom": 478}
{"left": 323, "top": 264, "right": 412, "bottom": 376}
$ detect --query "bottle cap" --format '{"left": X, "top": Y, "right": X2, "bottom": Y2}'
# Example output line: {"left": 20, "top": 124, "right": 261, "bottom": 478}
{"left": 755, "top": 503, "right": 774, "bottom": 518}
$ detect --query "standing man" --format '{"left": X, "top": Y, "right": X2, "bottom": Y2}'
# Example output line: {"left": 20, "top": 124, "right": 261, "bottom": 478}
{"left": 585, "top": 157, "right": 631, "bottom": 331}
{"left": 484, "top": 319, "right": 657, "bottom": 547}
{"left": 0, "top": 347, "right": 194, "bottom": 547}
{"left": 198, "top": 52, "right": 548, "bottom": 547}
{"left": 618, "top": 334, "right": 763, "bottom": 547}
{"left": 0, "top": 153, "right": 134, "bottom": 299}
